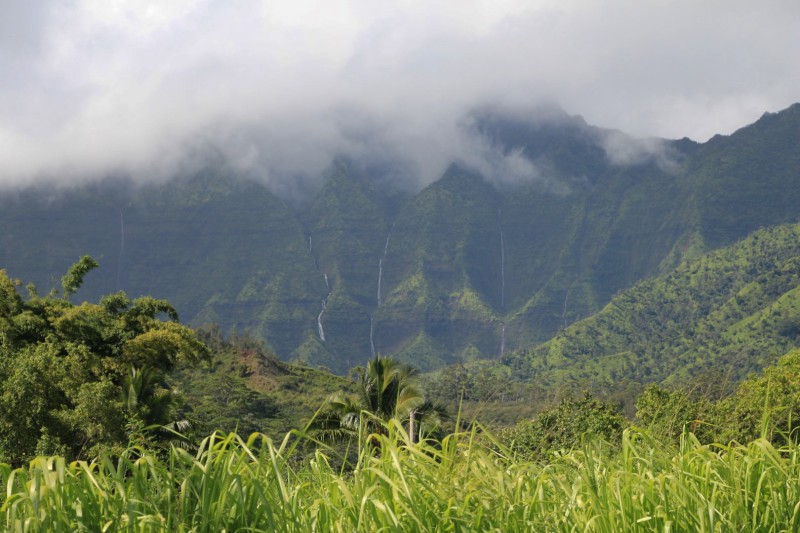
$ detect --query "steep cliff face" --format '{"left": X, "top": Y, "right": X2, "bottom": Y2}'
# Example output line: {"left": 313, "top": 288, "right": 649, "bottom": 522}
{"left": 1, "top": 104, "right": 798, "bottom": 373}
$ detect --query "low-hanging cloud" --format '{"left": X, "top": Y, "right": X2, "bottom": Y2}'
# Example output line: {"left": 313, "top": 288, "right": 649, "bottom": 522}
{"left": 598, "top": 130, "right": 682, "bottom": 173}
{"left": 0, "top": 0, "right": 798, "bottom": 193}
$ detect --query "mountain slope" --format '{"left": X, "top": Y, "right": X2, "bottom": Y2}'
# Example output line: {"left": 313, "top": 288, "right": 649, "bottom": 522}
{"left": 503, "top": 222, "right": 800, "bottom": 389}
{"left": 170, "top": 328, "right": 355, "bottom": 439}
{"left": 685, "top": 104, "right": 800, "bottom": 249}
{"left": 1, "top": 103, "right": 798, "bottom": 373}
{"left": 298, "top": 162, "right": 401, "bottom": 368}
{"left": 377, "top": 166, "right": 503, "bottom": 368}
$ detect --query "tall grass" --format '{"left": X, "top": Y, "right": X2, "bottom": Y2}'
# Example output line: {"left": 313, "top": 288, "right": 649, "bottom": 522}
{"left": 3, "top": 422, "right": 800, "bottom": 531}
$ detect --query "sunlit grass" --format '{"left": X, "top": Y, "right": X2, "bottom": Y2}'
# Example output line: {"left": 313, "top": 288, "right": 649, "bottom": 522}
{"left": 3, "top": 423, "right": 800, "bottom": 531}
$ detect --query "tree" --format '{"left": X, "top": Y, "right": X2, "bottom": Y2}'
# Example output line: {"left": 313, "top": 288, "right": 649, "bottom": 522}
{"left": 470, "top": 365, "right": 512, "bottom": 402}
{"left": 634, "top": 349, "right": 800, "bottom": 447}
{"left": 60, "top": 255, "right": 99, "bottom": 299}
{"left": 121, "top": 366, "right": 177, "bottom": 426}
{"left": 712, "top": 348, "right": 800, "bottom": 444}
{"left": 0, "top": 258, "right": 209, "bottom": 464}
{"left": 635, "top": 384, "right": 714, "bottom": 443}
{"left": 313, "top": 355, "right": 444, "bottom": 446}
{"left": 499, "top": 392, "right": 628, "bottom": 462}
{"left": 429, "top": 363, "right": 470, "bottom": 408}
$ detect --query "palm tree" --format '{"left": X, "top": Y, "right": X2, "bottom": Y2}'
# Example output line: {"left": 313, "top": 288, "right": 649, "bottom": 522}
{"left": 313, "top": 355, "right": 444, "bottom": 445}
{"left": 121, "top": 366, "right": 176, "bottom": 425}
{"left": 121, "top": 366, "right": 191, "bottom": 448}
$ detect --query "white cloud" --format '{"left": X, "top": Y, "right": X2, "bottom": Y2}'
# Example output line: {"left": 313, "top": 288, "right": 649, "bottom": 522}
{"left": 0, "top": 0, "right": 797, "bottom": 190}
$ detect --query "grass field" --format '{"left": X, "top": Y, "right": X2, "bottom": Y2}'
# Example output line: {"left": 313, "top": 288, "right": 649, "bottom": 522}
{"left": 3, "top": 419, "right": 800, "bottom": 532}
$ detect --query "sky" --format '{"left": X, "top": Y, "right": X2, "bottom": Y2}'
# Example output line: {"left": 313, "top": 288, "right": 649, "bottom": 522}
{"left": 1, "top": 0, "right": 798, "bottom": 191}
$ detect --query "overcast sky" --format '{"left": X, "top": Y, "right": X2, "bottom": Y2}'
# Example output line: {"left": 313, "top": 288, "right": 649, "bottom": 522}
{"left": 1, "top": 0, "right": 798, "bottom": 191}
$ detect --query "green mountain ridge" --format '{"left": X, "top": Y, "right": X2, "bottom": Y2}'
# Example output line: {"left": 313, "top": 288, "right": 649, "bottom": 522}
{"left": 503, "top": 222, "right": 800, "bottom": 390}
{"left": 1, "top": 103, "right": 798, "bottom": 373}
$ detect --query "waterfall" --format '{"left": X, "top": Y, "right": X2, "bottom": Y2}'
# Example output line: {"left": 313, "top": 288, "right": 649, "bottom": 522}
{"left": 116, "top": 210, "right": 125, "bottom": 292}
{"left": 562, "top": 289, "right": 569, "bottom": 328}
{"left": 497, "top": 209, "right": 507, "bottom": 359}
{"left": 369, "top": 315, "right": 376, "bottom": 357}
{"left": 498, "top": 208, "right": 505, "bottom": 310}
{"left": 308, "top": 228, "right": 331, "bottom": 343}
{"left": 317, "top": 310, "right": 326, "bottom": 342}
{"left": 318, "top": 273, "right": 331, "bottom": 343}
{"left": 308, "top": 230, "right": 330, "bottom": 343}
{"left": 371, "top": 225, "right": 395, "bottom": 354}
{"left": 317, "top": 299, "right": 327, "bottom": 342}
{"left": 308, "top": 234, "right": 319, "bottom": 269}
{"left": 377, "top": 225, "right": 394, "bottom": 307}
{"left": 377, "top": 259, "right": 383, "bottom": 306}
{"left": 383, "top": 228, "right": 393, "bottom": 256}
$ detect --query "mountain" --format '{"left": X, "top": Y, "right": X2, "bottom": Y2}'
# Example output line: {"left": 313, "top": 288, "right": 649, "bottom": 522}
{"left": 502, "top": 222, "right": 800, "bottom": 390}
{"left": 1, "top": 103, "right": 798, "bottom": 373}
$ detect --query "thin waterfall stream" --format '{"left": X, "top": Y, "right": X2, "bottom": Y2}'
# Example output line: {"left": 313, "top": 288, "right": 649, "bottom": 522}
{"left": 318, "top": 272, "right": 332, "bottom": 343}
{"left": 307, "top": 232, "right": 330, "bottom": 343}
{"left": 498, "top": 208, "right": 505, "bottom": 310}
{"left": 317, "top": 272, "right": 332, "bottom": 343}
{"left": 377, "top": 259, "right": 383, "bottom": 306}
{"left": 308, "top": 234, "right": 319, "bottom": 269}
{"left": 371, "top": 223, "right": 395, "bottom": 354}
{"left": 498, "top": 209, "right": 507, "bottom": 358}
{"left": 317, "top": 298, "right": 327, "bottom": 342}
{"left": 377, "top": 224, "right": 394, "bottom": 307}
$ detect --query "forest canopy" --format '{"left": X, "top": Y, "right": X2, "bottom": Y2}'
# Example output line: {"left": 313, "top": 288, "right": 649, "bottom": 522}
{"left": 0, "top": 257, "right": 209, "bottom": 464}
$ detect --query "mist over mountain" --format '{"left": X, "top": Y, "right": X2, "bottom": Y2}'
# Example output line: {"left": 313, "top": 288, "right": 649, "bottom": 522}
{"left": 3, "top": 1, "right": 798, "bottom": 193}
{"left": 1, "top": 102, "right": 799, "bottom": 373}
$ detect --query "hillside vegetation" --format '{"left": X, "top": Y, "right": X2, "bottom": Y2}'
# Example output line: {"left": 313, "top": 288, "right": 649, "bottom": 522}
{"left": 504, "top": 222, "right": 800, "bottom": 391}
{"left": 171, "top": 325, "right": 355, "bottom": 442}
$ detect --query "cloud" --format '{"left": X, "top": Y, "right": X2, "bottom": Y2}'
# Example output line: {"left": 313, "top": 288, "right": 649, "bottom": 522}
{"left": 598, "top": 130, "right": 679, "bottom": 173}
{"left": 0, "top": 0, "right": 798, "bottom": 192}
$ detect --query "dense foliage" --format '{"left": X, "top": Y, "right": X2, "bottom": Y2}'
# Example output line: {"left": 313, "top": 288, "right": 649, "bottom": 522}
{"left": 507, "top": 222, "right": 800, "bottom": 394}
{"left": 492, "top": 348, "right": 800, "bottom": 467}
{"left": 0, "top": 259, "right": 209, "bottom": 464}
{"left": 638, "top": 348, "right": 800, "bottom": 446}
{"left": 172, "top": 325, "right": 355, "bottom": 442}
{"left": 499, "top": 393, "right": 628, "bottom": 462}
